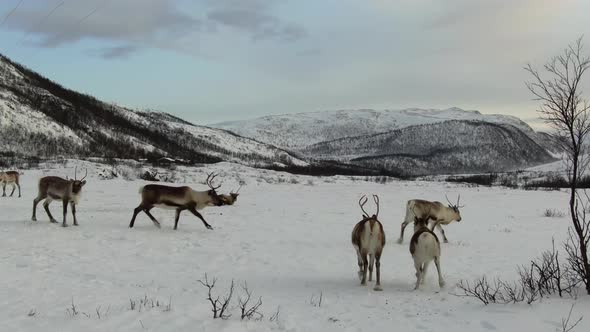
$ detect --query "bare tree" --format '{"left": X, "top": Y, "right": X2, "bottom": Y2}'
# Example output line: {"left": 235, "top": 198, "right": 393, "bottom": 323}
{"left": 525, "top": 37, "right": 590, "bottom": 294}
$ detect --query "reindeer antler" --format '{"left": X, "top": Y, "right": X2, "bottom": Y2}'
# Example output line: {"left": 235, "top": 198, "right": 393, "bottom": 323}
{"left": 359, "top": 195, "right": 369, "bottom": 218}
{"left": 80, "top": 169, "right": 88, "bottom": 181}
{"left": 445, "top": 194, "right": 453, "bottom": 206}
{"left": 446, "top": 194, "right": 464, "bottom": 208}
{"left": 206, "top": 172, "right": 222, "bottom": 190}
{"left": 232, "top": 184, "right": 243, "bottom": 194}
{"left": 373, "top": 195, "right": 380, "bottom": 217}
{"left": 456, "top": 194, "right": 464, "bottom": 208}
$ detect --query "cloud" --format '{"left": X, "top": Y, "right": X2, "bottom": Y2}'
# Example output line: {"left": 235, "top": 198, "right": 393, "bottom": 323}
{"left": 1, "top": 0, "right": 307, "bottom": 58}
{"left": 95, "top": 45, "right": 139, "bottom": 59}
{"left": 6, "top": 0, "right": 199, "bottom": 50}
{"left": 205, "top": 1, "right": 307, "bottom": 42}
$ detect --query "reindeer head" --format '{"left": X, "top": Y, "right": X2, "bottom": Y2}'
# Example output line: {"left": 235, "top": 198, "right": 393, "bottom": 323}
{"left": 220, "top": 185, "right": 242, "bottom": 205}
{"left": 445, "top": 194, "right": 463, "bottom": 222}
{"left": 70, "top": 167, "right": 87, "bottom": 193}
{"left": 359, "top": 194, "right": 380, "bottom": 221}
{"left": 206, "top": 172, "right": 224, "bottom": 206}
{"left": 412, "top": 206, "right": 431, "bottom": 233}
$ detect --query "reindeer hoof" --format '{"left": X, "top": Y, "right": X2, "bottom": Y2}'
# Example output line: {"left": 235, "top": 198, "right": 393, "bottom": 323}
{"left": 31, "top": 217, "right": 37, "bottom": 222}
{"left": 397, "top": 238, "right": 403, "bottom": 244}
{"left": 50, "top": 219, "right": 58, "bottom": 224}
{"left": 373, "top": 285, "right": 383, "bottom": 291}
{"left": 439, "top": 280, "right": 446, "bottom": 288}
{"left": 443, "top": 240, "right": 449, "bottom": 244}
{"left": 62, "top": 224, "right": 68, "bottom": 228}
{"left": 73, "top": 223, "right": 79, "bottom": 226}
{"left": 206, "top": 225, "right": 213, "bottom": 230}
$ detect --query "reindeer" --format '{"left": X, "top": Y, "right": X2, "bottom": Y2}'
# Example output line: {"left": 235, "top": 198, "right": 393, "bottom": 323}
{"left": 351, "top": 195, "right": 386, "bottom": 291}
{"left": 397, "top": 195, "right": 463, "bottom": 244}
{"left": 410, "top": 212, "right": 444, "bottom": 290}
{"left": 220, "top": 185, "right": 242, "bottom": 205}
{"left": 1, "top": 171, "right": 21, "bottom": 198}
{"left": 31, "top": 168, "right": 87, "bottom": 227}
{"left": 129, "top": 172, "right": 224, "bottom": 230}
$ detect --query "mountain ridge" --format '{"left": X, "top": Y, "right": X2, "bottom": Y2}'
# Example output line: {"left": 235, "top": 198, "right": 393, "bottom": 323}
{"left": 0, "top": 53, "right": 307, "bottom": 168}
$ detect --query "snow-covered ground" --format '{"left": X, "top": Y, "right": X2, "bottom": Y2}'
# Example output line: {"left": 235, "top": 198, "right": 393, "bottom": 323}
{"left": 1, "top": 161, "right": 589, "bottom": 332}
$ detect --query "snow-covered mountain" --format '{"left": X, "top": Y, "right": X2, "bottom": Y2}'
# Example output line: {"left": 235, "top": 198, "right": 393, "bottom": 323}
{"left": 304, "top": 120, "right": 555, "bottom": 176}
{"left": 0, "top": 53, "right": 307, "bottom": 168}
{"left": 212, "top": 108, "right": 558, "bottom": 175}
{"left": 212, "top": 107, "right": 556, "bottom": 152}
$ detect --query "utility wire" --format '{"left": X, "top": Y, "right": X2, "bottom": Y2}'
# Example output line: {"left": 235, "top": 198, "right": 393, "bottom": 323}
{"left": 70, "top": 0, "right": 109, "bottom": 31}
{"left": 0, "top": 0, "right": 24, "bottom": 27}
{"left": 43, "top": 0, "right": 110, "bottom": 46}
{"left": 19, "top": 1, "right": 66, "bottom": 45}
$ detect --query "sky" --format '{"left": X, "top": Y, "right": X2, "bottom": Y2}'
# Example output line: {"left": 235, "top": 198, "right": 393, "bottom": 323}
{"left": 0, "top": 0, "right": 589, "bottom": 127}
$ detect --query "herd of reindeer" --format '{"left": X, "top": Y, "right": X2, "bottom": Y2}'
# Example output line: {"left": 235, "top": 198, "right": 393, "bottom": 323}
{"left": 1, "top": 167, "right": 463, "bottom": 292}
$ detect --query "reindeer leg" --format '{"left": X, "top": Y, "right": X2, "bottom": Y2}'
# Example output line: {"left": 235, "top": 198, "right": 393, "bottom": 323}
{"left": 71, "top": 202, "right": 78, "bottom": 226}
{"left": 62, "top": 200, "right": 69, "bottom": 227}
{"left": 360, "top": 251, "right": 368, "bottom": 286}
{"left": 354, "top": 246, "right": 363, "bottom": 281}
{"left": 368, "top": 254, "right": 374, "bottom": 282}
{"left": 398, "top": 221, "right": 409, "bottom": 244}
{"left": 9, "top": 184, "right": 16, "bottom": 197}
{"left": 129, "top": 205, "right": 143, "bottom": 228}
{"left": 43, "top": 198, "right": 58, "bottom": 223}
{"left": 143, "top": 207, "right": 161, "bottom": 229}
{"left": 188, "top": 207, "right": 213, "bottom": 230}
{"left": 17, "top": 182, "right": 21, "bottom": 198}
{"left": 434, "top": 256, "right": 445, "bottom": 288}
{"left": 2, "top": 183, "right": 5, "bottom": 197}
{"left": 414, "top": 261, "right": 423, "bottom": 290}
{"left": 436, "top": 223, "right": 449, "bottom": 243}
{"left": 421, "top": 260, "right": 431, "bottom": 285}
{"left": 32, "top": 195, "right": 45, "bottom": 221}
{"left": 374, "top": 252, "right": 382, "bottom": 291}
{"left": 174, "top": 208, "right": 183, "bottom": 230}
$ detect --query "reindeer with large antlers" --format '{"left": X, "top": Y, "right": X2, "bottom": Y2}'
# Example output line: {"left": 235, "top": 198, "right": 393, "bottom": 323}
{"left": 31, "top": 167, "right": 87, "bottom": 227}
{"left": 351, "top": 195, "right": 386, "bottom": 291}
{"left": 129, "top": 172, "right": 224, "bottom": 230}
{"left": 397, "top": 195, "right": 463, "bottom": 244}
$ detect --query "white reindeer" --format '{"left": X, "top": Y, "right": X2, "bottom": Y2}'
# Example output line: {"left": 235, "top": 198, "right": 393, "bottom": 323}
{"left": 397, "top": 195, "right": 463, "bottom": 244}
{"left": 351, "top": 195, "right": 386, "bottom": 291}
{"left": 410, "top": 213, "right": 444, "bottom": 290}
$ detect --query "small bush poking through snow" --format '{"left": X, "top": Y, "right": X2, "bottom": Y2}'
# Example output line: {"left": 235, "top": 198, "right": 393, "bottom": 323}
{"left": 545, "top": 209, "right": 565, "bottom": 218}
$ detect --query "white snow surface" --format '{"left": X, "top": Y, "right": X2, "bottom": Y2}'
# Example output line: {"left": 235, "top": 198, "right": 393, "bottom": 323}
{"left": 212, "top": 107, "right": 539, "bottom": 150}
{"left": 1, "top": 161, "right": 589, "bottom": 331}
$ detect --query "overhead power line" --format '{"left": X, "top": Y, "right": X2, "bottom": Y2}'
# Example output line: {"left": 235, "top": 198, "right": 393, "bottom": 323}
{"left": 20, "top": 1, "right": 66, "bottom": 45}
{"left": 0, "top": 0, "right": 24, "bottom": 27}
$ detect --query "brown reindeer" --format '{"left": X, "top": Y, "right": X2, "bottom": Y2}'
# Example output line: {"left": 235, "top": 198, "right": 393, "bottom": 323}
{"left": 129, "top": 173, "right": 224, "bottom": 230}
{"left": 352, "top": 195, "right": 386, "bottom": 291}
{"left": 1, "top": 171, "right": 21, "bottom": 198}
{"left": 31, "top": 168, "right": 87, "bottom": 227}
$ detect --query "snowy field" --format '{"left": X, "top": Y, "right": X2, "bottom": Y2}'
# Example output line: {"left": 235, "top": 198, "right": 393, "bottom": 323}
{"left": 1, "top": 161, "right": 589, "bottom": 332}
